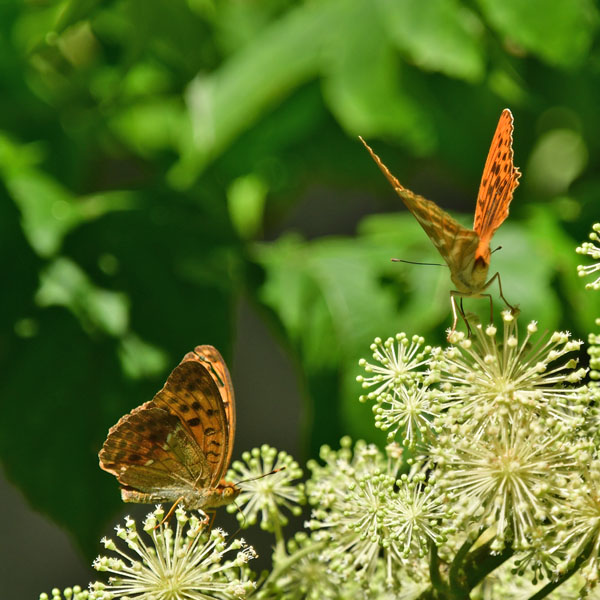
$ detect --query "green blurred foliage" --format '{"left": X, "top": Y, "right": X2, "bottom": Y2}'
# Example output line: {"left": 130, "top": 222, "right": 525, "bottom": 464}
{"left": 1, "top": 0, "right": 599, "bottom": 554}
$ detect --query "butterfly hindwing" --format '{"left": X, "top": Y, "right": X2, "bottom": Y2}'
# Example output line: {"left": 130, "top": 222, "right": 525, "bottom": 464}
{"left": 99, "top": 404, "right": 210, "bottom": 495}
{"left": 473, "top": 109, "right": 521, "bottom": 261}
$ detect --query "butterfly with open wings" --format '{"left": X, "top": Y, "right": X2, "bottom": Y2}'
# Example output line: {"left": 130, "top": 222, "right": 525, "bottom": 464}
{"left": 360, "top": 108, "right": 521, "bottom": 334}
{"left": 99, "top": 345, "right": 239, "bottom": 514}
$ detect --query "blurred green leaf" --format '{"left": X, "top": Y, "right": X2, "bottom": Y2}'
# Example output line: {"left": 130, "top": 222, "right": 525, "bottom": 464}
{"left": 321, "top": 1, "right": 435, "bottom": 152}
{"left": 527, "top": 129, "right": 588, "bottom": 195}
{"left": 378, "top": 0, "right": 485, "bottom": 82}
{"left": 109, "top": 98, "right": 188, "bottom": 157}
{"left": 227, "top": 174, "right": 268, "bottom": 239}
{"left": 0, "top": 307, "right": 130, "bottom": 554}
{"left": 0, "top": 133, "right": 137, "bottom": 257}
{"left": 174, "top": 1, "right": 335, "bottom": 185}
{"left": 36, "top": 257, "right": 130, "bottom": 337}
{"left": 477, "top": 0, "right": 598, "bottom": 67}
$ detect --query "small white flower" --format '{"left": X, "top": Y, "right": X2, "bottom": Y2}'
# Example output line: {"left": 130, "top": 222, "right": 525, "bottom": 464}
{"left": 39, "top": 587, "right": 95, "bottom": 600}
{"left": 434, "top": 412, "right": 580, "bottom": 552}
{"left": 357, "top": 333, "right": 436, "bottom": 402}
{"left": 373, "top": 383, "right": 441, "bottom": 449}
{"left": 306, "top": 439, "right": 420, "bottom": 584}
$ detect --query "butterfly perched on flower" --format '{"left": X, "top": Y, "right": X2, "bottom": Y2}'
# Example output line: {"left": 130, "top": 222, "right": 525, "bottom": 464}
{"left": 360, "top": 109, "right": 521, "bottom": 333}
{"left": 99, "top": 345, "right": 239, "bottom": 512}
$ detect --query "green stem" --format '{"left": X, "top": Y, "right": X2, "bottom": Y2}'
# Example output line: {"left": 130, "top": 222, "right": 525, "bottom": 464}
{"left": 429, "top": 542, "right": 450, "bottom": 597}
{"left": 460, "top": 539, "right": 513, "bottom": 590}
{"left": 272, "top": 517, "right": 286, "bottom": 555}
{"left": 448, "top": 529, "right": 482, "bottom": 590}
{"left": 416, "top": 538, "right": 514, "bottom": 599}
{"left": 256, "top": 539, "right": 328, "bottom": 593}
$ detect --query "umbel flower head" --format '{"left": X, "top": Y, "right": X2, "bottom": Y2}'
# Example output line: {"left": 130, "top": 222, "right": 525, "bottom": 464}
{"left": 306, "top": 438, "right": 448, "bottom": 585}
{"left": 438, "top": 311, "right": 587, "bottom": 429}
{"left": 90, "top": 506, "right": 256, "bottom": 599}
{"left": 433, "top": 409, "right": 585, "bottom": 553}
{"left": 577, "top": 222, "right": 600, "bottom": 290}
{"left": 358, "top": 334, "right": 442, "bottom": 449}
{"left": 357, "top": 333, "right": 436, "bottom": 401}
{"left": 226, "top": 444, "right": 305, "bottom": 532}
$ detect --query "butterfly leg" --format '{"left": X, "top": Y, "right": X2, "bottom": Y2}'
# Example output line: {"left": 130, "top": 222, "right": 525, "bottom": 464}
{"left": 485, "top": 272, "right": 519, "bottom": 316}
{"left": 449, "top": 292, "right": 472, "bottom": 338}
{"left": 155, "top": 496, "right": 184, "bottom": 529}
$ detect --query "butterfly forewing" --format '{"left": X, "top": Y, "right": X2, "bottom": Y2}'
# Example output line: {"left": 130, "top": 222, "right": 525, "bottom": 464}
{"left": 359, "top": 136, "right": 480, "bottom": 276}
{"left": 182, "top": 345, "right": 236, "bottom": 470}
{"left": 473, "top": 108, "right": 521, "bottom": 261}
{"left": 150, "top": 359, "right": 230, "bottom": 486}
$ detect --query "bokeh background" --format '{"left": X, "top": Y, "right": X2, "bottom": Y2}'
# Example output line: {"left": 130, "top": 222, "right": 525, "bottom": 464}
{"left": 1, "top": 0, "right": 599, "bottom": 596}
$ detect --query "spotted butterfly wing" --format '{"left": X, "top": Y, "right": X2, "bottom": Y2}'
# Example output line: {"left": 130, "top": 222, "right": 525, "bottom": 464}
{"left": 473, "top": 109, "right": 521, "bottom": 263}
{"left": 99, "top": 345, "right": 239, "bottom": 510}
{"left": 180, "top": 345, "right": 236, "bottom": 470}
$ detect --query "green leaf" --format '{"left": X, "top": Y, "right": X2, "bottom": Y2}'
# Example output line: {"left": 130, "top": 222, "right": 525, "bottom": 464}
{"left": 36, "top": 257, "right": 130, "bottom": 337}
{"left": 0, "top": 308, "right": 131, "bottom": 554}
{"left": 377, "top": 0, "right": 485, "bottom": 82}
{"left": 227, "top": 174, "right": 268, "bottom": 239}
{"left": 320, "top": 1, "right": 435, "bottom": 152}
{"left": 173, "top": 1, "right": 336, "bottom": 185}
{"left": 477, "top": 0, "right": 598, "bottom": 67}
{"left": 0, "top": 132, "right": 137, "bottom": 257}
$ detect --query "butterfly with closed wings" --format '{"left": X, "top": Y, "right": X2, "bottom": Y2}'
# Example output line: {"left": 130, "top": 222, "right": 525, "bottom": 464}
{"left": 360, "top": 108, "right": 521, "bottom": 334}
{"left": 99, "top": 345, "right": 239, "bottom": 517}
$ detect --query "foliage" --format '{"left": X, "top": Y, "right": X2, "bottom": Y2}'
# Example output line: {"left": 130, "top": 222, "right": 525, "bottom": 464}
{"left": 2, "top": 0, "right": 600, "bottom": 560}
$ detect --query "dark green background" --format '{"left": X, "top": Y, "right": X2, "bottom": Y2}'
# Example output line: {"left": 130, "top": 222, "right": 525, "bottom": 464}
{"left": 1, "top": 0, "right": 599, "bottom": 596}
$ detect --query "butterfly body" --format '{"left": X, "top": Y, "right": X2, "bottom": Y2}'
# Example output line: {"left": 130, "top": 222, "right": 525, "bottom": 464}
{"left": 99, "top": 345, "right": 239, "bottom": 512}
{"left": 360, "top": 109, "right": 521, "bottom": 331}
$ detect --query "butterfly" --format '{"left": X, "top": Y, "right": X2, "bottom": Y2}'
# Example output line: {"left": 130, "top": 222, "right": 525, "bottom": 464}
{"left": 99, "top": 345, "right": 239, "bottom": 514}
{"left": 360, "top": 108, "right": 521, "bottom": 333}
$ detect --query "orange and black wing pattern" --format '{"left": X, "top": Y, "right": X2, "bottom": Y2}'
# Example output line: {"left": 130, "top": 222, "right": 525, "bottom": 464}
{"left": 473, "top": 109, "right": 521, "bottom": 263}
{"left": 181, "top": 345, "right": 236, "bottom": 476}
{"left": 149, "top": 355, "right": 230, "bottom": 487}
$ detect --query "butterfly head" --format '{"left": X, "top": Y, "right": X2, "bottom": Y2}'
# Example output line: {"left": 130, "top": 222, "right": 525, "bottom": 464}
{"left": 190, "top": 480, "right": 241, "bottom": 510}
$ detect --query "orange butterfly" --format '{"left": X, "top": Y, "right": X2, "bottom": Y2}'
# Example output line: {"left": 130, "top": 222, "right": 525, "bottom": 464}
{"left": 360, "top": 109, "right": 521, "bottom": 333}
{"left": 99, "top": 345, "right": 239, "bottom": 516}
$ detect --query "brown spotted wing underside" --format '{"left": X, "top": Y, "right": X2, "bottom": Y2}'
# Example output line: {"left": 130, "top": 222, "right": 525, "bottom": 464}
{"left": 99, "top": 345, "right": 238, "bottom": 510}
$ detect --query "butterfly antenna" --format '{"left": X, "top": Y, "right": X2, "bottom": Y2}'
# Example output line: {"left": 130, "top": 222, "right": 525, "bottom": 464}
{"left": 392, "top": 258, "right": 447, "bottom": 267}
{"left": 491, "top": 245, "right": 503, "bottom": 255}
{"left": 235, "top": 466, "right": 286, "bottom": 486}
